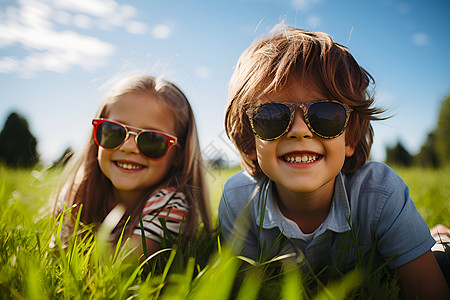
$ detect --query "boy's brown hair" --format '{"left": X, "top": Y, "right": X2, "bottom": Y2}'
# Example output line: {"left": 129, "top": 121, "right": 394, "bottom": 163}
{"left": 225, "top": 25, "right": 385, "bottom": 175}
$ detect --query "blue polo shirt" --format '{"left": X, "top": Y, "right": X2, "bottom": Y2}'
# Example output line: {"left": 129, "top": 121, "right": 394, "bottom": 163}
{"left": 218, "top": 161, "right": 435, "bottom": 271}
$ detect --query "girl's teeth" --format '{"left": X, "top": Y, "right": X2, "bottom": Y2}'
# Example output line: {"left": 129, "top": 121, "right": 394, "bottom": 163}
{"left": 284, "top": 155, "right": 318, "bottom": 164}
{"left": 116, "top": 162, "right": 144, "bottom": 170}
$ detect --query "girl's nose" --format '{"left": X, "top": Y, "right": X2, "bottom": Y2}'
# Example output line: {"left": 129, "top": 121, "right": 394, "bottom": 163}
{"left": 285, "top": 110, "right": 313, "bottom": 140}
{"left": 119, "top": 132, "right": 140, "bottom": 154}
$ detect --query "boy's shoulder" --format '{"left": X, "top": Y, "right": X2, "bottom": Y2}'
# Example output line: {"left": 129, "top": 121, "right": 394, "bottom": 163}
{"left": 222, "top": 170, "right": 269, "bottom": 208}
{"left": 223, "top": 169, "right": 262, "bottom": 191}
{"left": 345, "top": 161, "right": 404, "bottom": 192}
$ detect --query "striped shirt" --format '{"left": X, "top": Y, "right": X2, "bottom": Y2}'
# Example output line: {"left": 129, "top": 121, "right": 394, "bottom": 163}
{"left": 134, "top": 187, "right": 189, "bottom": 243}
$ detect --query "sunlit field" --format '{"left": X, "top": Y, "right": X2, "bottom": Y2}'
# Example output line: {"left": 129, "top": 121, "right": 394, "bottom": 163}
{"left": 394, "top": 167, "right": 450, "bottom": 226}
{"left": 0, "top": 164, "right": 448, "bottom": 299}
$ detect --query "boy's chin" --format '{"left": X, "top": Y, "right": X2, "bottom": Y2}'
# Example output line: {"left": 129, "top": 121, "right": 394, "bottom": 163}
{"left": 274, "top": 176, "right": 336, "bottom": 196}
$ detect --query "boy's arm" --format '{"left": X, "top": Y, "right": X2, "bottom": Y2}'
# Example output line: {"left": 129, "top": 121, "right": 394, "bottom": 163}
{"left": 218, "top": 192, "right": 250, "bottom": 248}
{"left": 218, "top": 193, "right": 234, "bottom": 240}
{"left": 366, "top": 166, "right": 448, "bottom": 298}
{"left": 397, "top": 250, "right": 450, "bottom": 300}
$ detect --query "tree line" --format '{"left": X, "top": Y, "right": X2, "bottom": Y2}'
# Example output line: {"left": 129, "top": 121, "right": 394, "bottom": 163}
{"left": 1, "top": 93, "right": 449, "bottom": 169}
{"left": 0, "top": 112, "right": 72, "bottom": 168}
{"left": 385, "top": 93, "right": 450, "bottom": 168}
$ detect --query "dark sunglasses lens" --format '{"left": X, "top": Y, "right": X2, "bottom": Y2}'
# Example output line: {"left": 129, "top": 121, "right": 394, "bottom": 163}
{"left": 308, "top": 102, "right": 347, "bottom": 137}
{"left": 96, "top": 122, "right": 126, "bottom": 149}
{"left": 137, "top": 132, "right": 169, "bottom": 159}
{"left": 252, "top": 103, "right": 291, "bottom": 140}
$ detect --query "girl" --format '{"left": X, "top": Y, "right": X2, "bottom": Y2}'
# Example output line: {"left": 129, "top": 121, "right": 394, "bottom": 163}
{"left": 53, "top": 75, "right": 212, "bottom": 257}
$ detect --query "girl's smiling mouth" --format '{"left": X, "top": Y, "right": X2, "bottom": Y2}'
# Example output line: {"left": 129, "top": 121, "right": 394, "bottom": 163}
{"left": 114, "top": 160, "right": 146, "bottom": 171}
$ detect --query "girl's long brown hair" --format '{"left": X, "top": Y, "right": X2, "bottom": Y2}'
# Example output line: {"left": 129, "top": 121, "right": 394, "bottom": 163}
{"left": 53, "top": 75, "right": 211, "bottom": 243}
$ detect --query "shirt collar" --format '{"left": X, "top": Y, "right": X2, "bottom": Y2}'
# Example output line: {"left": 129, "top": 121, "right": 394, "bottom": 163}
{"left": 258, "top": 173, "right": 351, "bottom": 239}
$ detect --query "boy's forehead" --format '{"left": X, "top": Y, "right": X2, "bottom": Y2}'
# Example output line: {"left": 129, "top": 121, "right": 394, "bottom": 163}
{"left": 255, "top": 78, "right": 326, "bottom": 104}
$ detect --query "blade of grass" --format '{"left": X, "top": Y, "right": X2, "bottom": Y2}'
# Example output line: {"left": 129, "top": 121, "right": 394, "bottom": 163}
{"left": 281, "top": 261, "right": 305, "bottom": 300}
{"left": 235, "top": 269, "right": 262, "bottom": 300}
{"left": 313, "top": 269, "right": 361, "bottom": 300}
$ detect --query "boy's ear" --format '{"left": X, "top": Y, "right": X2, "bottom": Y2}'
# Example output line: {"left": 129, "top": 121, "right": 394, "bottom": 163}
{"left": 345, "top": 143, "right": 355, "bottom": 157}
{"left": 247, "top": 149, "right": 257, "bottom": 161}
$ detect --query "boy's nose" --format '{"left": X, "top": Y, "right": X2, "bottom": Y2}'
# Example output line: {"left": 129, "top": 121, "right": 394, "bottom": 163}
{"left": 285, "top": 110, "right": 313, "bottom": 140}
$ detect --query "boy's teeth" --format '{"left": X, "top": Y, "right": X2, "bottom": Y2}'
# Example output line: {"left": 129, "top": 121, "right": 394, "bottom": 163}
{"left": 283, "top": 154, "right": 318, "bottom": 164}
{"left": 116, "top": 162, "right": 144, "bottom": 170}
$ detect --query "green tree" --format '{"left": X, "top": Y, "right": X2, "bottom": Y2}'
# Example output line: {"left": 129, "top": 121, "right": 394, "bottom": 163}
{"left": 385, "top": 140, "right": 412, "bottom": 167}
{"left": 0, "top": 112, "right": 39, "bottom": 168}
{"left": 414, "top": 131, "right": 440, "bottom": 168}
{"left": 435, "top": 93, "right": 450, "bottom": 165}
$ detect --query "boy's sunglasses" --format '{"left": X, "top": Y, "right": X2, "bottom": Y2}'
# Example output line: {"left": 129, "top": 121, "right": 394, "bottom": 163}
{"left": 246, "top": 100, "right": 353, "bottom": 140}
{"left": 92, "top": 118, "right": 178, "bottom": 159}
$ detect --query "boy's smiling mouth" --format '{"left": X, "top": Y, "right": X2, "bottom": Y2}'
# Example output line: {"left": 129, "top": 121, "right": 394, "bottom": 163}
{"left": 282, "top": 153, "right": 321, "bottom": 164}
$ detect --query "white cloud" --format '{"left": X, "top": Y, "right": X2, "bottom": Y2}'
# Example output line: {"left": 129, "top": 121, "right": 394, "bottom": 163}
{"left": 120, "top": 4, "right": 138, "bottom": 19}
{"left": 412, "top": 32, "right": 428, "bottom": 46}
{"left": 73, "top": 14, "right": 92, "bottom": 29}
{"left": 53, "top": 0, "right": 119, "bottom": 17}
{"left": 152, "top": 25, "right": 172, "bottom": 39}
{"left": 0, "top": 0, "right": 147, "bottom": 77}
{"left": 54, "top": 10, "right": 72, "bottom": 26}
{"left": 0, "top": 22, "right": 114, "bottom": 77}
{"left": 0, "top": 56, "right": 19, "bottom": 73}
{"left": 126, "top": 21, "right": 148, "bottom": 35}
{"left": 20, "top": 0, "right": 53, "bottom": 29}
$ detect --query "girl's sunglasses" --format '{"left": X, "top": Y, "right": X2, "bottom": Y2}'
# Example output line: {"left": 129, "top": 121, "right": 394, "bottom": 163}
{"left": 92, "top": 118, "right": 178, "bottom": 159}
{"left": 246, "top": 100, "right": 352, "bottom": 141}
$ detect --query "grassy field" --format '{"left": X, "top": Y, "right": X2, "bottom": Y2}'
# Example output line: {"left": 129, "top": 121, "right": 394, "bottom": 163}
{"left": 207, "top": 165, "right": 242, "bottom": 215}
{"left": 394, "top": 166, "right": 450, "bottom": 226}
{"left": 0, "top": 164, "right": 448, "bottom": 299}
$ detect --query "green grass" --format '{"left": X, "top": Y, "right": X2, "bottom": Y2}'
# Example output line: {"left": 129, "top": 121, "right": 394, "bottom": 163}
{"left": 207, "top": 165, "right": 242, "bottom": 215}
{"left": 395, "top": 166, "right": 450, "bottom": 226}
{"left": 0, "top": 164, "right": 448, "bottom": 299}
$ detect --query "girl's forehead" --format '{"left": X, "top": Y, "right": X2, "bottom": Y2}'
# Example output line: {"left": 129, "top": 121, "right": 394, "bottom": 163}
{"left": 107, "top": 93, "right": 177, "bottom": 135}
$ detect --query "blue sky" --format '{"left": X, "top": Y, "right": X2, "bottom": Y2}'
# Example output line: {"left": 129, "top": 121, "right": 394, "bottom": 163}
{"left": 0, "top": 0, "right": 449, "bottom": 166}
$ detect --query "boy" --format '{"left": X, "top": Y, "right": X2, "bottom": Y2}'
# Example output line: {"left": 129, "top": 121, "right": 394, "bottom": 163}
{"left": 219, "top": 26, "right": 449, "bottom": 299}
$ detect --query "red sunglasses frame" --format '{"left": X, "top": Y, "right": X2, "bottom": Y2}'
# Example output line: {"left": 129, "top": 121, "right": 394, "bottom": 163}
{"left": 92, "top": 118, "right": 178, "bottom": 159}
